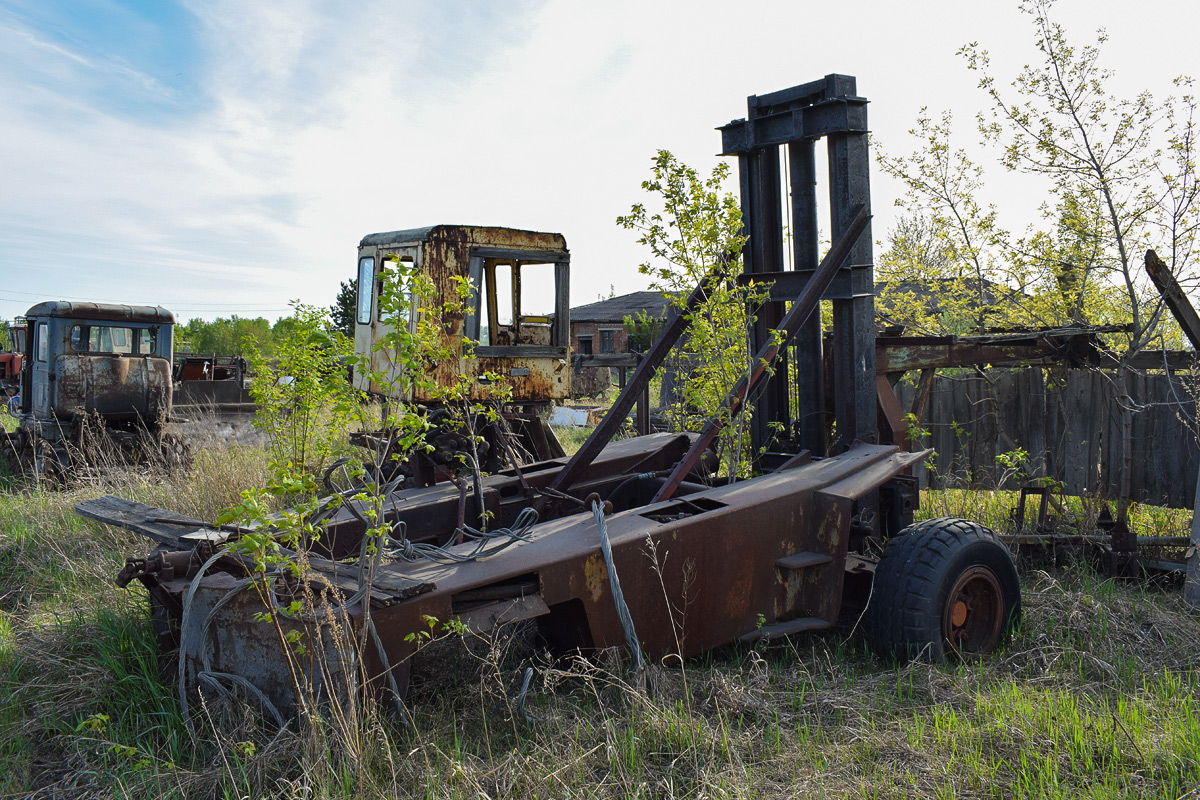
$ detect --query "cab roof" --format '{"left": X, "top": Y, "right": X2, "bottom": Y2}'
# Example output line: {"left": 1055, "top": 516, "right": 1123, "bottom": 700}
{"left": 359, "top": 224, "right": 567, "bottom": 250}
{"left": 25, "top": 301, "right": 175, "bottom": 324}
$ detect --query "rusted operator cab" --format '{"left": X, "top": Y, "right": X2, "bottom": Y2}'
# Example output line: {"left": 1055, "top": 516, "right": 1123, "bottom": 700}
{"left": 17, "top": 302, "right": 174, "bottom": 432}
{"left": 353, "top": 225, "right": 571, "bottom": 403}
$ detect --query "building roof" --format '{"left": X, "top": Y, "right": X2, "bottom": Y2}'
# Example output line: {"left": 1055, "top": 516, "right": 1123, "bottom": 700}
{"left": 569, "top": 280, "right": 1029, "bottom": 327}
{"left": 570, "top": 291, "right": 669, "bottom": 323}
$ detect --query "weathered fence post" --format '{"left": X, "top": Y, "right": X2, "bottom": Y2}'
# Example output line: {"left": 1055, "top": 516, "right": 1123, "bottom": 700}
{"left": 1186, "top": 467, "right": 1200, "bottom": 608}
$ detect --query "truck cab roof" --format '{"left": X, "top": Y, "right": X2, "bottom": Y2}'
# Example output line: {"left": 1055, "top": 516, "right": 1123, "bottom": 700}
{"left": 25, "top": 302, "right": 175, "bottom": 324}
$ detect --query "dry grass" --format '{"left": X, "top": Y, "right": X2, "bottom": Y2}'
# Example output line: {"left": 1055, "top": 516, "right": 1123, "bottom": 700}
{"left": 0, "top": 438, "right": 1198, "bottom": 798}
{"left": 166, "top": 566, "right": 1194, "bottom": 800}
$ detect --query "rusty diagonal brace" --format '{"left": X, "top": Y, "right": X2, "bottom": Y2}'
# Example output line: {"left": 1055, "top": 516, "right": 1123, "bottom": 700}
{"left": 537, "top": 262, "right": 731, "bottom": 508}
{"left": 650, "top": 204, "right": 870, "bottom": 503}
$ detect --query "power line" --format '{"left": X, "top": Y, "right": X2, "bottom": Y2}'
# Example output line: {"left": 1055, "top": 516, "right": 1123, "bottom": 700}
{"left": 0, "top": 291, "right": 294, "bottom": 312}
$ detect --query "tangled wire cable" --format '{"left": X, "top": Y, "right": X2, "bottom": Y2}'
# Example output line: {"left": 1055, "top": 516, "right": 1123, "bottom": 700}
{"left": 175, "top": 467, "right": 542, "bottom": 731}
{"left": 178, "top": 550, "right": 290, "bottom": 735}
{"left": 384, "top": 507, "right": 540, "bottom": 564}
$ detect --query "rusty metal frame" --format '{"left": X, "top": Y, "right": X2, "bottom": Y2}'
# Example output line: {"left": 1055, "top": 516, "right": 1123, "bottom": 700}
{"left": 95, "top": 78, "right": 945, "bottom": 716}
{"left": 651, "top": 205, "right": 870, "bottom": 502}
{"left": 540, "top": 263, "right": 729, "bottom": 505}
{"left": 721, "top": 74, "right": 875, "bottom": 458}
{"left": 90, "top": 434, "right": 923, "bottom": 713}
{"left": 353, "top": 226, "right": 572, "bottom": 404}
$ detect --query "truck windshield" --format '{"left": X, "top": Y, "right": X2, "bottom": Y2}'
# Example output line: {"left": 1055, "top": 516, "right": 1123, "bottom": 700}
{"left": 70, "top": 325, "right": 155, "bottom": 355}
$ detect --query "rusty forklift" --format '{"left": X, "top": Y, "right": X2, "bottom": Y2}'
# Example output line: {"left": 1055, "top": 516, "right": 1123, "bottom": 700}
{"left": 90, "top": 75, "right": 1020, "bottom": 715}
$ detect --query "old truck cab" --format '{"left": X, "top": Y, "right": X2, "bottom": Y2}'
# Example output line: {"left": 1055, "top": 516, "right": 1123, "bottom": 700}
{"left": 19, "top": 302, "right": 175, "bottom": 431}
{"left": 353, "top": 225, "right": 571, "bottom": 404}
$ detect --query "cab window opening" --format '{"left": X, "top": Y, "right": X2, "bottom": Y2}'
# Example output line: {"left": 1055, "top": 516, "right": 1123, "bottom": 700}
{"left": 68, "top": 324, "right": 156, "bottom": 356}
{"left": 356, "top": 256, "right": 374, "bottom": 325}
{"left": 377, "top": 254, "right": 418, "bottom": 332}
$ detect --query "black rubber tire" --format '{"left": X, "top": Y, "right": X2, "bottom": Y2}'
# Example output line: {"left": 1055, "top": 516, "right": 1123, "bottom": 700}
{"left": 866, "top": 517, "right": 1021, "bottom": 661}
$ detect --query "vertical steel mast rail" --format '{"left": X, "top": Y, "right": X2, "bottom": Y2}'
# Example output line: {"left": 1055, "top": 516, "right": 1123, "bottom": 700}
{"left": 720, "top": 74, "right": 876, "bottom": 459}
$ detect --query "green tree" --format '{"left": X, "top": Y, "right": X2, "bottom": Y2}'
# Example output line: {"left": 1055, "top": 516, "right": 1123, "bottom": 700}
{"left": 330, "top": 279, "right": 356, "bottom": 339}
{"left": 271, "top": 315, "right": 299, "bottom": 344}
{"left": 875, "top": 114, "right": 1062, "bottom": 335}
{"left": 882, "top": 0, "right": 1199, "bottom": 518}
{"left": 177, "top": 315, "right": 276, "bottom": 357}
{"left": 966, "top": 0, "right": 1198, "bottom": 519}
{"left": 622, "top": 310, "right": 662, "bottom": 354}
{"left": 245, "top": 303, "right": 355, "bottom": 473}
{"left": 877, "top": 111, "right": 1010, "bottom": 334}
{"left": 218, "top": 262, "right": 506, "bottom": 731}
{"left": 618, "top": 150, "right": 770, "bottom": 478}
{"left": 963, "top": 0, "right": 1198, "bottom": 351}
{"left": 359, "top": 258, "right": 511, "bottom": 466}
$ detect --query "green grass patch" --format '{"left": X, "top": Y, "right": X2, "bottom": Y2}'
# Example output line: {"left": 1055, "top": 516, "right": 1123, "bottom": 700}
{"left": 920, "top": 487, "right": 1193, "bottom": 540}
{"left": 551, "top": 424, "right": 593, "bottom": 455}
{"left": 0, "top": 443, "right": 1198, "bottom": 797}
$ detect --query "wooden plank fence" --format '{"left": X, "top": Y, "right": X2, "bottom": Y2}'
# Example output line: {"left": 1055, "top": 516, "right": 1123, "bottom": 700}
{"left": 895, "top": 368, "right": 1200, "bottom": 508}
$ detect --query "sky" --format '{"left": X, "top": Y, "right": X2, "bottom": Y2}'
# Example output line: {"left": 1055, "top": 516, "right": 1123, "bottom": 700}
{"left": 0, "top": 0, "right": 1196, "bottom": 323}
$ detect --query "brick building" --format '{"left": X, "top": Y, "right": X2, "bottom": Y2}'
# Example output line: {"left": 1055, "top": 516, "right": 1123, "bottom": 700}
{"left": 568, "top": 291, "right": 668, "bottom": 398}
{"left": 569, "top": 291, "right": 668, "bottom": 356}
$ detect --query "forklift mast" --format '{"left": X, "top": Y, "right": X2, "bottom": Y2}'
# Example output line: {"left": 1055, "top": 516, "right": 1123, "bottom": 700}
{"left": 720, "top": 74, "right": 875, "bottom": 460}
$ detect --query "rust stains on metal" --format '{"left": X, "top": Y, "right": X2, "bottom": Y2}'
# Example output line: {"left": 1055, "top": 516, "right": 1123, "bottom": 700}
{"left": 179, "top": 571, "right": 358, "bottom": 718}
{"left": 872, "top": 325, "right": 1130, "bottom": 373}
{"left": 5, "top": 302, "right": 176, "bottom": 476}
{"left": 472, "top": 355, "right": 567, "bottom": 402}
{"left": 355, "top": 224, "right": 571, "bottom": 405}
{"left": 54, "top": 355, "right": 172, "bottom": 423}
{"left": 24, "top": 301, "right": 175, "bottom": 325}
{"left": 583, "top": 552, "right": 607, "bottom": 603}
{"left": 125, "top": 439, "right": 921, "bottom": 714}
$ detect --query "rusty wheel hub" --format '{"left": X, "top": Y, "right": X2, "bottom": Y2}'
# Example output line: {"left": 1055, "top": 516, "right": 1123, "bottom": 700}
{"left": 942, "top": 566, "right": 1004, "bottom": 655}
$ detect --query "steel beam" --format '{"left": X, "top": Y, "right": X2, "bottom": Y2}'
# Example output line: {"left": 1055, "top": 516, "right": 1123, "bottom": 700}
{"left": 651, "top": 206, "right": 870, "bottom": 503}
{"left": 722, "top": 75, "right": 874, "bottom": 458}
{"left": 740, "top": 123, "right": 789, "bottom": 455}
{"left": 542, "top": 267, "right": 720, "bottom": 500}
{"left": 1146, "top": 248, "right": 1200, "bottom": 351}
{"left": 827, "top": 131, "right": 875, "bottom": 448}
{"left": 790, "top": 138, "right": 825, "bottom": 455}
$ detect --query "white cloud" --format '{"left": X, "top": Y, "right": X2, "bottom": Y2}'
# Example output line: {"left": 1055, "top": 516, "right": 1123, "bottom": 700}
{"left": 0, "top": 0, "right": 1196, "bottom": 322}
